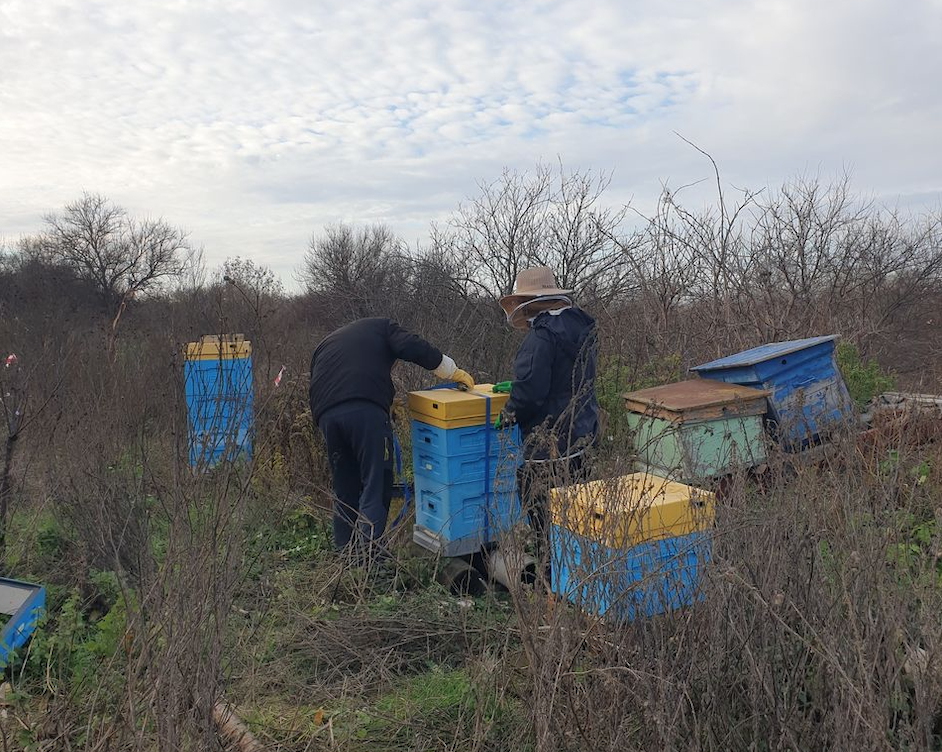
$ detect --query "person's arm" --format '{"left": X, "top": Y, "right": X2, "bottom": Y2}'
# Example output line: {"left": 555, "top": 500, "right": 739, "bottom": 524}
{"left": 504, "top": 329, "right": 554, "bottom": 425}
{"left": 387, "top": 320, "right": 474, "bottom": 388}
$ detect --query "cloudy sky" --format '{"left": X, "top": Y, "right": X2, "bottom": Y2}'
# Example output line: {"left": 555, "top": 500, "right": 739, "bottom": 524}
{"left": 2, "top": 0, "right": 941, "bottom": 287}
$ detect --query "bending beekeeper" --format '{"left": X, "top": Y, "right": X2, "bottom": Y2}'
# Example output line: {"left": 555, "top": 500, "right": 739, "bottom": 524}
{"left": 309, "top": 318, "right": 474, "bottom": 561}
{"left": 497, "top": 267, "right": 599, "bottom": 579}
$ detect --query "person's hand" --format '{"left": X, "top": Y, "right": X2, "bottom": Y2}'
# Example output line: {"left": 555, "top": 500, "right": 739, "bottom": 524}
{"left": 452, "top": 368, "right": 474, "bottom": 391}
{"left": 494, "top": 408, "right": 515, "bottom": 430}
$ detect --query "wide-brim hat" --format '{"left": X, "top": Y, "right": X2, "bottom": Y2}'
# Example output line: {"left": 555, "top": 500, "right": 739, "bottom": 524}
{"left": 499, "top": 266, "right": 573, "bottom": 317}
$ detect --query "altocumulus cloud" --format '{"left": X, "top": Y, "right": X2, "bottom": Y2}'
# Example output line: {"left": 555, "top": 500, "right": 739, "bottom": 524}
{"left": 1, "top": 0, "right": 941, "bottom": 284}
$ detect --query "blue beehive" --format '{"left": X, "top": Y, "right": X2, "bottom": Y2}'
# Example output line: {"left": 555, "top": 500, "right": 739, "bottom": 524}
{"left": 0, "top": 578, "right": 45, "bottom": 667}
{"left": 408, "top": 385, "right": 523, "bottom": 557}
{"left": 549, "top": 473, "right": 714, "bottom": 622}
{"left": 691, "top": 335, "right": 854, "bottom": 449}
{"left": 551, "top": 527, "right": 709, "bottom": 621}
{"left": 184, "top": 334, "right": 253, "bottom": 468}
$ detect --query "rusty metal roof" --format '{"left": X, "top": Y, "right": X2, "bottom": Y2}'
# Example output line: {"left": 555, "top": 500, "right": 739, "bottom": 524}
{"left": 624, "top": 378, "right": 770, "bottom": 419}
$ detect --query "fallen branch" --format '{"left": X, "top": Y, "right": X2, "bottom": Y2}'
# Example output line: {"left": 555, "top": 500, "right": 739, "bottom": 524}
{"left": 211, "top": 701, "right": 267, "bottom": 752}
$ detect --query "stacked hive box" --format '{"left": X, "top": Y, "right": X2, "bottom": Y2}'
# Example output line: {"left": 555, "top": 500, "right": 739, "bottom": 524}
{"left": 624, "top": 379, "right": 770, "bottom": 483}
{"left": 549, "top": 473, "right": 714, "bottom": 621}
{"left": 692, "top": 335, "right": 854, "bottom": 450}
{"left": 184, "top": 334, "right": 253, "bottom": 468}
{"left": 408, "top": 385, "right": 523, "bottom": 557}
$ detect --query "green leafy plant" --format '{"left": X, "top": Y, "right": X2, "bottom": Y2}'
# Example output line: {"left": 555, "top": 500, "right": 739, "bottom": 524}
{"left": 596, "top": 354, "right": 682, "bottom": 441}
{"left": 836, "top": 342, "right": 895, "bottom": 409}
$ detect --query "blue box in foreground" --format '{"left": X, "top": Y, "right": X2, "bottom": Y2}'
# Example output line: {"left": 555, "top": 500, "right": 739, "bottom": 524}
{"left": 550, "top": 526, "right": 709, "bottom": 622}
{"left": 0, "top": 578, "right": 45, "bottom": 667}
{"left": 691, "top": 335, "right": 854, "bottom": 449}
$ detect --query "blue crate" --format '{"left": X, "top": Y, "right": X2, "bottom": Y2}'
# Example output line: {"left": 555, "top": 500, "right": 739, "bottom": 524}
{"left": 550, "top": 526, "right": 710, "bottom": 622}
{"left": 184, "top": 358, "right": 252, "bottom": 398}
{"left": 0, "top": 578, "right": 45, "bottom": 668}
{"left": 184, "top": 353, "right": 253, "bottom": 468}
{"left": 414, "top": 444, "right": 521, "bottom": 485}
{"left": 413, "top": 472, "right": 522, "bottom": 550}
{"left": 411, "top": 420, "right": 520, "bottom": 457}
{"left": 691, "top": 335, "right": 854, "bottom": 449}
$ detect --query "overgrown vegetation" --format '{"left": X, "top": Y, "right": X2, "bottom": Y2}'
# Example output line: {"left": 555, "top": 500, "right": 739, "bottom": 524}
{"left": 1, "top": 164, "right": 942, "bottom": 749}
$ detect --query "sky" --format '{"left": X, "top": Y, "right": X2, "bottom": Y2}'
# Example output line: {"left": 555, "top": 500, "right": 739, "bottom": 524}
{"left": 2, "top": 0, "right": 941, "bottom": 288}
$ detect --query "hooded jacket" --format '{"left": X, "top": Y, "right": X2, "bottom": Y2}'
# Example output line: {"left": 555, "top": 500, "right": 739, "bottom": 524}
{"left": 504, "top": 307, "right": 599, "bottom": 460}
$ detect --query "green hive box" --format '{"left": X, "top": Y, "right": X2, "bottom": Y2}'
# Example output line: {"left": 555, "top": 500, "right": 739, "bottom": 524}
{"left": 624, "top": 379, "right": 770, "bottom": 482}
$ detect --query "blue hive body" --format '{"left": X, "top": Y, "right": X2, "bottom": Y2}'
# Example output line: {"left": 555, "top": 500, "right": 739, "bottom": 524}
{"left": 550, "top": 526, "right": 709, "bottom": 622}
{"left": 0, "top": 578, "right": 45, "bottom": 667}
{"left": 410, "top": 419, "right": 523, "bottom": 557}
{"left": 692, "top": 335, "right": 854, "bottom": 449}
{"left": 184, "top": 336, "right": 253, "bottom": 468}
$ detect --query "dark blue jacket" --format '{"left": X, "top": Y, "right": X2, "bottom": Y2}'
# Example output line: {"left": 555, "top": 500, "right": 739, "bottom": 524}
{"left": 309, "top": 318, "right": 443, "bottom": 423}
{"left": 504, "top": 307, "right": 599, "bottom": 459}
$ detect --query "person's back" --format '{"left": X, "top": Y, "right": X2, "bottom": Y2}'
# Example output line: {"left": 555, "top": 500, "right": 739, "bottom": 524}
{"left": 308, "top": 317, "right": 472, "bottom": 558}
{"left": 309, "top": 317, "right": 442, "bottom": 422}
{"left": 531, "top": 307, "right": 598, "bottom": 453}
{"left": 506, "top": 306, "right": 599, "bottom": 459}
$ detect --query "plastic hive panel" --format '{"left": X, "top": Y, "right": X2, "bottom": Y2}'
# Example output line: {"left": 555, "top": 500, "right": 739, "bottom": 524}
{"left": 414, "top": 445, "right": 521, "bottom": 485}
{"left": 413, "top": 472, "right": 522, "bottom": 547}
{"left": 550, "top": 525, "right": 710, "bottom": 621}
{"left": 410, "top": 420, "right": 520, "bottom": 458}
{"left": 184, "top": 359, "right": 252, "bottom": 398}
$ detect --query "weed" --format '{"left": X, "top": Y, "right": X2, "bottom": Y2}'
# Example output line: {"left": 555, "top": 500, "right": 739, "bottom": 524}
{"left": 837, "top": 341, "right": 896, "bottom": 409}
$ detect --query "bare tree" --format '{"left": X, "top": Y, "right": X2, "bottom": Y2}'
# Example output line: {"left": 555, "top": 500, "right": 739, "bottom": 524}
{"left": 301, "top": 222, "right": 412, "bottom": 321}
{"left": 218, "top": 256, "right": 283, "bottom": 301}
{"left": 43, "top": 193, "right": 190, "bottom": 330}
{"left": 443, "top": 163, "right": 627, "bottom": 302}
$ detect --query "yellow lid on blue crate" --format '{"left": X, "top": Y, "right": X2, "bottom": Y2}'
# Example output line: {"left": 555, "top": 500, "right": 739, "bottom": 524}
{"left": 184, "top": 334, "right": 252, "bottom": 360}
{"left": 408, "top": 384, "right": 511, "bottom": 428}
{"left": 549, "top": 472, "right": 714, "bottom": 548}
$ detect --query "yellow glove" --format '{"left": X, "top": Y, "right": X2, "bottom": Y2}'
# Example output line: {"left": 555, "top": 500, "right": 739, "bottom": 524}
{"left": 452, "top": 368, "right": 475, "bottom": 391}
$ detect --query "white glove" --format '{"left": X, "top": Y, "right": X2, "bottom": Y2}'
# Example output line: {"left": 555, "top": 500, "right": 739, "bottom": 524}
{"left": 433, "top": 355, "right": 458, "bottom": 379}
{"left": 433, "top": 355, "right": 474, "bottom": 390}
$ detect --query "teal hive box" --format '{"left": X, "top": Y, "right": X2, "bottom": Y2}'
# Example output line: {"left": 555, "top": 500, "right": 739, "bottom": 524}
{"left": 624, "top": 379, "right": 770, "bottom": 482}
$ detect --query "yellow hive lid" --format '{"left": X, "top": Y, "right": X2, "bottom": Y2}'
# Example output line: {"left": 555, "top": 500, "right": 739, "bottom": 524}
{"left": 184, "top": 334, "right": 252, "bottom": 360}
{"left": 549, "top": 472, "right": 714, "bottom": 548}
{"left": 408, "top": 384, "right": 511, "bottom": 426}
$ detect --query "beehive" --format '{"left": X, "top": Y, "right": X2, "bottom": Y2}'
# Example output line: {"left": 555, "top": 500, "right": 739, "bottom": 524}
{"left": 549, "top": 472, "right": 714, "bottom": 621}
{"left": 409, "top": 384, "right": 522, "bottom": 557}
{"left": 624, "top": 379, "right": 769, "bottom": 481}
{"left": 183, "top": 334, "right": 253, "bottom": 468}
{"left": 692, "top": 335, "right": 855, "bottom": 449}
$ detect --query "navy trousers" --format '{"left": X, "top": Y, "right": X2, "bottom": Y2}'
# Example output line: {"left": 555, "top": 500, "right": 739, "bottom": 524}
{"left": 317, "top": 400, "right": 394, "bottom": 554}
